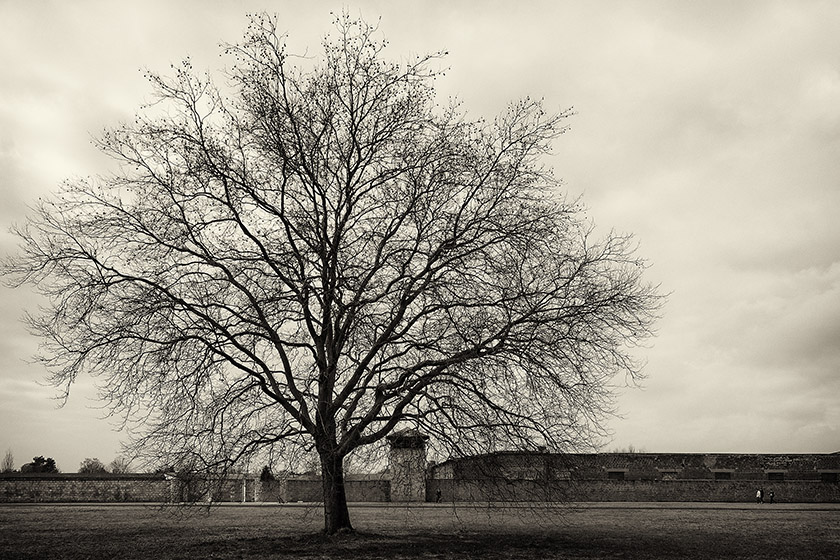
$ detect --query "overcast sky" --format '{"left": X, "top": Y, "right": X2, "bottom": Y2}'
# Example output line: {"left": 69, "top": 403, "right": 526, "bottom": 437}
{"left": 1, "top": 0, "right": 838, "bottom": 472}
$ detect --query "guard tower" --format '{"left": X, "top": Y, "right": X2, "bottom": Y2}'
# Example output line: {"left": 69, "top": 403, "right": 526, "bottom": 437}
{"left": 387, "top": 429, "right": 429, "bottom": 502}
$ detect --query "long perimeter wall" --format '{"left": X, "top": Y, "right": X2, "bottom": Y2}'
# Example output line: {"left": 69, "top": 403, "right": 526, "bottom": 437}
{"left": 2, "top": 452, "right": 839, "bottom": 503}
{"left": 0, "top": 473, "right": 258, "bottom": 503}
{"left": 426, "top": 479, "right": 840, "bottom": 503}
{"left": 428, "top": 452, "right": 840, "bottom": 503}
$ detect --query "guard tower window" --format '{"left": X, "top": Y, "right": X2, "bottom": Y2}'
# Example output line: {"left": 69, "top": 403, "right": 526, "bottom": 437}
{"left": 767, "top": 472, "right": 785, "bottom": 481}
{"left": 821, "top": 472, "right": 838, "bottom": 483}
{"left": 714, "top": 471, "right": 732, "bottom": 480}
{"left": 607, "top": 471, "right": 625, "bottom": 481}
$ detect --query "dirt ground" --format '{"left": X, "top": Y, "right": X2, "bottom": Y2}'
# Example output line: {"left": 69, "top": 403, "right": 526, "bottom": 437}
{"left": 1, "top": 502, "right": 838, "bottom": 559}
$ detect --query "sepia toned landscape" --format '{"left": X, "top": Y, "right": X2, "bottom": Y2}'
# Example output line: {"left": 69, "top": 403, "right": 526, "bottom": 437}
{"left": 2, "top": 0, "right": 839, "bottom": 557}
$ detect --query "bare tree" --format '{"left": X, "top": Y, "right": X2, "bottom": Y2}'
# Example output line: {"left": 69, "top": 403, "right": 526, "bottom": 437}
{"left": 1, "top": 449, "right": 14, "bottom": 473}
{"left": 78, "top": 457, "right": 108, "bottom": 474}
{"left": 3, "top": 14, "right": 661, "bottom": 533}
{"left": 109, "top": 457, "right": 132, "bottom": 474}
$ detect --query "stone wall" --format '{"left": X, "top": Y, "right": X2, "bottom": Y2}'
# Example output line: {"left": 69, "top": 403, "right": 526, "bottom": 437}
{"left": 431, "top": 452, "right": 840, "bottom": 482}
{"left": 0, "top": 473, "right": 258, "bottom": 503}
{"left": 1, "top": 474, "right": 170, "bottom": 503}
{"left": 276, "top": 478, "right": 390, "bottom": 503}
{"left": 0, "top": 473, "right": 390, "bottom": 504}
{"left": 427, "top": 452, "right": 840, "bottom": 503}
{"left": 387, "top": 429, "right": 429, "bottom": 502}
{"left": 4, "top": 451, "right": 838, "bottom": 504}
{"left": 389, "top": 448, "right": 426, "bottom": 501}
{"left": 426, "top": 478, "right": 840, "bottom": 503}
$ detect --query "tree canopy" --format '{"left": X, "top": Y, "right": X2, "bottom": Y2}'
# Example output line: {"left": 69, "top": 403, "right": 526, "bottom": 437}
{"left": 3, "top": 13, "right": 661, "bottom": 532}
{"left": 20, "top": 456, "right": 59, "bottom": 474}
{"left": 78, "top": 457, "right": 108, "bottom": 474}
{"left": 108, "top": 457, "right": 132, "bottom": 474}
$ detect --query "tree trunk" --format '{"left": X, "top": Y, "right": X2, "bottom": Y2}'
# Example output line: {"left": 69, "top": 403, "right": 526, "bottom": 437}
{"left": 320, "top": 451, "right": 353, "bottom": 534}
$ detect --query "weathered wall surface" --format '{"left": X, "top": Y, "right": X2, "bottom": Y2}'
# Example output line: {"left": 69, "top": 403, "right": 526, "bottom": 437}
{"left": 0, "top": 474, "right": 258, "bottom": 503}
{"left": 390, "top": 447, "right": 426, "bottom": 502}
{"left": 0, "top": 474, "right": 390, "bottom": 503}
{"left": 426, "top": 478, "right": 840, "bottom": 503}
{"left": 426, "top": 452, "right": 840, "bottom": 503}
{"left": 279, "top": 478, "right": 390, "bottom": 503}
{"left": 0, "top": 474, "right": 170, "bottom": 503}
{"left": 433, "top": 453, "right": 840, "bottom": 482}
{"left": 3, "top": 453, "right": 838, "bottom": 503}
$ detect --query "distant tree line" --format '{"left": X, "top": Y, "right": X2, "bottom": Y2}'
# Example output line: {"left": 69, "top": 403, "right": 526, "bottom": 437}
{"left": 78, "top": 457, "right": 132, "bottom": 474}
{"left": 0, "top": 450, "right": 133, "bottom": 474}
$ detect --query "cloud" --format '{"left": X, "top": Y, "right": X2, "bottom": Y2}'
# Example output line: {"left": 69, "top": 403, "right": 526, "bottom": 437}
{"left": 1, "top": 1, "right": 838, "bottom": 466}
{"left": 711, "top": 263, "right": 840, "bottom": 373}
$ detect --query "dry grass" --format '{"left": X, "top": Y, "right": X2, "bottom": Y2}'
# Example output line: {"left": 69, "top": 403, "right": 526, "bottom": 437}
{"left": 1, "top": 503, "right": 838, "bottom": 559}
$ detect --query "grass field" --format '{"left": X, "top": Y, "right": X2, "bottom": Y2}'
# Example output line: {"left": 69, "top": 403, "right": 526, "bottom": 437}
{"left": 1, "top": 503, "right": 838, "bottom": 559}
